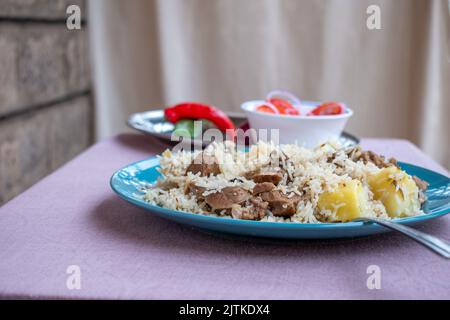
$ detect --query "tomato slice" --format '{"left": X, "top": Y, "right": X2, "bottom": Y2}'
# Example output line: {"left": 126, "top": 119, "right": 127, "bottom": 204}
{"left": 256, "top": 104, "right": 279, "bottom": 114}
{"left": 309, "top": 102, "right": 344, "bottom": 116}
{"left": 268, "top": 98, "right": 300, "bottom": 115}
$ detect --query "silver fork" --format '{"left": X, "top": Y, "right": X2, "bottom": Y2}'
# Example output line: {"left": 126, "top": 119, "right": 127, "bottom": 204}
{"left": 353, "top": 217, "right": 450, "bottom": 259}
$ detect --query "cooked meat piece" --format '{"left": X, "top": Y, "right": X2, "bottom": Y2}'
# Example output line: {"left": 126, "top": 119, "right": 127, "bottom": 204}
{"left": 347, "top": 147, "right": 398, "bottom": 169}
{"left": 206, "top": 192, "right": 231, "bottom": 210}
{"left": 186, "top": 153, "right": 221, "bottom": 176}
{"left": 368, "top": 151, "right": 390, "bottom": 168}
{"left": 250, "top": 197, "right": 269, "bottom": 213}
{"left": 253, "top": 182, "right": 276, "bottom": 195}
{"left": 387, "top": 157, "right": 398, "bottom": 167}
{"left": 260, "top": 190, "right": 280, "bottom": 202}
{"left": 205, "top": 186, "right": 251, "bottom": 210}
{"left": 260, "top": 190, "right": 301, "bottom": 217}
{"left": 252, "top": 172, "right": 283, "bottom": 185}
{"left": 206, "top": 192, "right": 234, "bottom": 210}
{"left": 185, "top": 182, "right": 206, "bottom": 200}
{"left": 260, "top": 190, "right": 294, "bottom": 202}
{"left": 270, "top": 201, "right": 296, "bottom": 217}
{"left": 231, "top": 198, "right": 268, "bottom": 220}
{"left": 225, "top": 186, "right": 252, "bottom": 203}
{"left": 413, "top": 176, "right": 429, "bottom": 191}
{"left": 244, "top": 169, "right": 259, "bottom": 180}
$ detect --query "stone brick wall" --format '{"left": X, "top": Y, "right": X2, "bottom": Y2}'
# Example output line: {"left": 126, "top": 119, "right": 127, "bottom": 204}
{"left": 0, "top": 0, "right": 93, "bottom": 205}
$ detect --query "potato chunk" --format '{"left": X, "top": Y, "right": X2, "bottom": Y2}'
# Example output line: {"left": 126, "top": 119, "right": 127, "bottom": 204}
{"left": 368, "top": 166, "right": 420, "bottom": 218}
{"left": 317, "top": 180, "right": 369, "bottom": 222}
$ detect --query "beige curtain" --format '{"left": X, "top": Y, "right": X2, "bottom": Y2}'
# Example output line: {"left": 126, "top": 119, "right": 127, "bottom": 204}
{"left": 88, "top": 0, "right": 450, "bottom": 169}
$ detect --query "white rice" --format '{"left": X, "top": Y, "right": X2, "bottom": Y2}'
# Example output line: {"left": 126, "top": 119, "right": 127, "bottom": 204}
{"left": 143, "top": 141, "right": 422, "bottom": 223}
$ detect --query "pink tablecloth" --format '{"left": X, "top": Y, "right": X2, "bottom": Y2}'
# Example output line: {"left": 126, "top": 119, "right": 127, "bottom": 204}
{"left": 0, "top": 134, "right": 449, "bottom": 299}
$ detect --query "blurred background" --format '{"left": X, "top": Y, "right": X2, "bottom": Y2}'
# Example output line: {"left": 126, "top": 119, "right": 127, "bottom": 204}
{"left": 0, "top": 0, "right": 449, "bottom": 205}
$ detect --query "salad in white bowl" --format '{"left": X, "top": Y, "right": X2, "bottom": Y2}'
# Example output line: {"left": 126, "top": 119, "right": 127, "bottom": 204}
{"left": 241, "top": 90, "right": 353, "bottom": 146}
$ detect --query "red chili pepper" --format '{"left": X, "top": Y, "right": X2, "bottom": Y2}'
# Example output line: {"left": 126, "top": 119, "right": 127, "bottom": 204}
{"left": 164, "top": 102, "right": 236, "bottom": 136}
{"left": 309, "top": 102, "right": 344, "bottom": 116}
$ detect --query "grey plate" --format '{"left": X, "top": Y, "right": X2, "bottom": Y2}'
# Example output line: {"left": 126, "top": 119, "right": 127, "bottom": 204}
{"left": 127, "top": 110, "right": 360, "bottom": 147}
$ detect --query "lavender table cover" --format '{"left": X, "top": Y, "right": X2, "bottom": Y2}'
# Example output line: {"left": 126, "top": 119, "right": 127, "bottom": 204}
{"left": 0, "top": 134, "right": 449, "bottom": 299}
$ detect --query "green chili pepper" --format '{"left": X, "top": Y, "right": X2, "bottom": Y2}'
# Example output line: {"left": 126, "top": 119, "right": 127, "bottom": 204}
{"left": 165, "top": 102, "right": 236, "bottom": 138}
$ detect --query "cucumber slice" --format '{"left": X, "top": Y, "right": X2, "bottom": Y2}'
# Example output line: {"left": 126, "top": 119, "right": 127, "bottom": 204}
{"left": 173, "top": 119, "right": 217, "bottom": 138}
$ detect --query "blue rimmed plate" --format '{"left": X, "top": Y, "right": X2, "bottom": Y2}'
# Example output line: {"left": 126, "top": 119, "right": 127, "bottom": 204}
{"left": 110, "top": 158, "right": 450, "bottom": 239}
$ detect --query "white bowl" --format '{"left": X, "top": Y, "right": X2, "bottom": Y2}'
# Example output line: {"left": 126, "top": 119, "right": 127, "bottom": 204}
{"left": 241, "top": 100, "right": 353, "bottom": 147}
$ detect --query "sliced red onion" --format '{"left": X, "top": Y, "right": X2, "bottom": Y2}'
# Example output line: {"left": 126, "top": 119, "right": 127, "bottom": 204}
{"left": 266, "top": 89, "right": 302, "bottom": 106}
